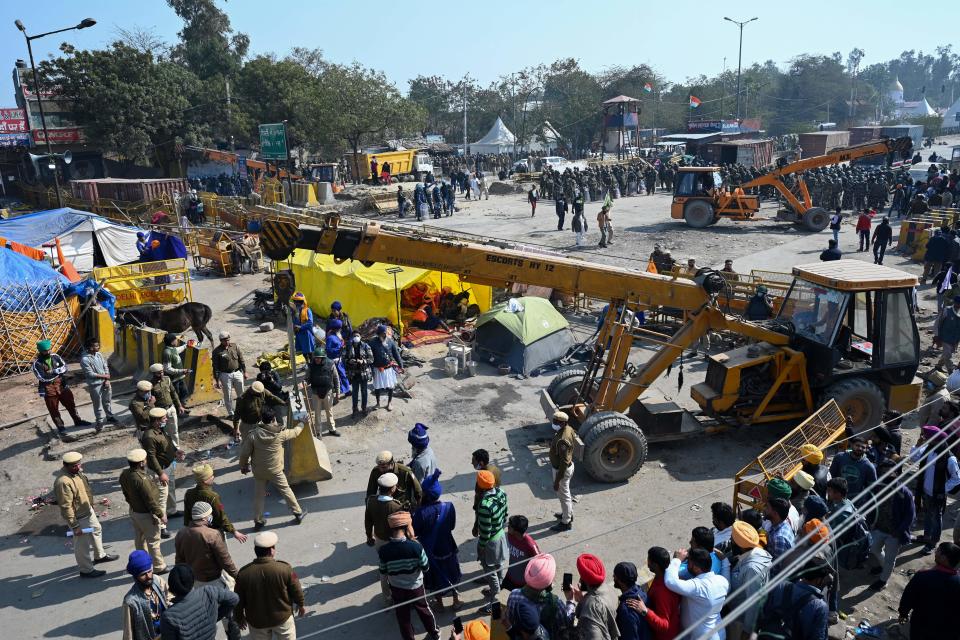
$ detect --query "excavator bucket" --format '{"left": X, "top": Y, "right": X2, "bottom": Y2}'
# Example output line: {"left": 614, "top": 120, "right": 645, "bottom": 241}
{"left": 732, "top": 399, "right": 846, "bottom": 513}
{"left": 286, "top": 422, "right": 334, "bottom": 484}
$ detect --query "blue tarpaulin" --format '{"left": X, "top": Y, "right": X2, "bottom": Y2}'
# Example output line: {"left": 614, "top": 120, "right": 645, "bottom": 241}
{"left": 0, "top": 248, "right": 70, "bottom": 311}
{"left": 142, "top": 231, "right": 188, "bottom": 261}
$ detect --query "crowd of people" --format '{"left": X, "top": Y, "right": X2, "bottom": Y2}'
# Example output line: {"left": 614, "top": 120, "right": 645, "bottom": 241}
{"left": 45, "top": 346, "right": 960, "bottom": 640}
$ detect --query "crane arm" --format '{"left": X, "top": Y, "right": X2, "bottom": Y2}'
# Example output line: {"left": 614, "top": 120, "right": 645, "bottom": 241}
{"left": 740, "top": 136, "right": 912, "bottom": 190}
{"left": 298, "top": 218, "right": 711, "bottom": 310}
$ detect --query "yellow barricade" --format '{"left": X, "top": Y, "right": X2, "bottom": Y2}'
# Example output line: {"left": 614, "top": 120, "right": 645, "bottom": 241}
{"left": 733, "top": 399, "right": 846, "bottom": 513}
{"left": 110, "top": 324, "right": 220, "bottom": 407}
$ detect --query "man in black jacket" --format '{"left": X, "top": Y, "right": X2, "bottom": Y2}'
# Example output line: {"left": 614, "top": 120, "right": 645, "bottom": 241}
{"left": 160, "top": 564, "right": 238, "bottom": 640}
{"left": 871, "top": 216, "right": 894, "bottom": 265}
{"left": 820, "top": 239, "right": 842, "bottom": 262}
{"left": 307, "top": 347, "right": 339, "bottom": 437}
{"left": 898, "top": 542, "right": 960, "bottom": 639}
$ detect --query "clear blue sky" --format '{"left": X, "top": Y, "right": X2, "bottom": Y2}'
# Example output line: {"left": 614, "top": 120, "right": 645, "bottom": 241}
{"left": 3, "top": 0, "right": 956, "bottom": 104}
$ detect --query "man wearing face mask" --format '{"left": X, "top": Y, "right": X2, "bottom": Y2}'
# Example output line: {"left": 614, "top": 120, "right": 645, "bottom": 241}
{"left": 129, "top": 380, "right": 156, "bottom": 437}
{"left": 548, "top": 411, "right": 576, "bottom": 532}
{"left": 828, "top": 437, "right": 877, "bottom": 504}
{"left": 344, "top": 332, "right": 373, "bottom": 419}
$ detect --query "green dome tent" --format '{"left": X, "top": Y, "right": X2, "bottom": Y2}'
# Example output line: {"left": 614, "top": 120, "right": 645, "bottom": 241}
{"left": 473, "top": 297, "right": 575, "bottom": 374}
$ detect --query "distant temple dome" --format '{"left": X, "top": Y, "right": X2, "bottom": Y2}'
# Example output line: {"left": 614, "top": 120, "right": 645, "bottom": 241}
{"left": 888, "top": 77, "right": 904, "bottom": 104}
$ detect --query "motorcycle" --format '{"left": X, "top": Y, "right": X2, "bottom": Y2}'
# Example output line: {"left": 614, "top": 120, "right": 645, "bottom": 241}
{"left": 247, "top": 288, "right": 284, "bottom": 321}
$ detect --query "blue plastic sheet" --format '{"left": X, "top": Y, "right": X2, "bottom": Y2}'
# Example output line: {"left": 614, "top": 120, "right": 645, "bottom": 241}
{"left": 0, "top": 248, "right": 70, "bottom": 311}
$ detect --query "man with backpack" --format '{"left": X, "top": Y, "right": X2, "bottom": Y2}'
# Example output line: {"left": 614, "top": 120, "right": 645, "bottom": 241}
{"left": 756, "top": 557, "right": 832, "bottom": 640}
{"left": 825, "top": 478, "right": 871, "bottom": 570}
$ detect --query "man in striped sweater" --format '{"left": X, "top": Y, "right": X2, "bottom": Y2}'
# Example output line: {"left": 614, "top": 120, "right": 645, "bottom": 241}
{"left": 476, "top": 469, "right": 510, "bottom": 613}
{"left": 378, "top": 511, "right": 440, "bottom": 640}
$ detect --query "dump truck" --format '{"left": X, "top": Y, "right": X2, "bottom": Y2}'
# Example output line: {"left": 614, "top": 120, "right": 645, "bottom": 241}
{"left": 262, "top": 215, "right": 922, "bottom": 483}
{"left": 671, "top": 136, "right": 914, "bottom": 232}
{"left": 345, "top": 149, "right": 434, "bottom": 183}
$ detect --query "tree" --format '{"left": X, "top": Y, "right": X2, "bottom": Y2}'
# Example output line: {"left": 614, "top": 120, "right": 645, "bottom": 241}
{"left": 540, "top": 59, "right": 602, "bottom": 157}
{"left": 235, "top": 55, "right": 321, "bottom": 153}
{"left": 321, "top": 63, "right": 425, "bottom": 169}
{"left": 408, "top": 75, "right": 457, "bottom": 136}
{"left": 39, "top": 43, "right": 201, "bottom": 166}
{"left": 166, "top": 0, "right": 248, "bottom": 81}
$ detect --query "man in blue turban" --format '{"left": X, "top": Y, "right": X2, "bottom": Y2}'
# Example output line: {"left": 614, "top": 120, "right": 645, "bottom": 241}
{"left": 408, "top": 423, "right": 437, "bottom": 482}
{"left": 122, "top": 550, "right": 172, "bottom": 640}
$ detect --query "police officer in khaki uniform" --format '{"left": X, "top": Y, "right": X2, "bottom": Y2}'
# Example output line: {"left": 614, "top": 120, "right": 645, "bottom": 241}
{"left": 141, "top": 407, "right": 185, "bottom": 537}
{"left": 120, "top": 448, "right": 169, "bottom": 574}
{"left": 54, "top": 451, "right": 118, "bottom": 577}
{"left": 238, "top": 407, "right": 306, "bottom": 530}
{"left": 149, "top": 363, "right": 184, "bottom": 448}
{"left": 234, "top": 380, "right": 286, "bottom": 441}
{"left": 183, "top": 463, "right": 247, "bottom": 543}
{"left": 212, "top": 331, "right": 247, "bottom": 435}
{"left": 364, "top": 450, "right": 422, "bottom": 511}
{"left": 129, "top": 380, "right": 155, "bottom": 436}
{"left": 234, "top": 532, "right": 306, "bottom": 640}
{"left": 549, "top": 410, "right": 576, "bottom": 531}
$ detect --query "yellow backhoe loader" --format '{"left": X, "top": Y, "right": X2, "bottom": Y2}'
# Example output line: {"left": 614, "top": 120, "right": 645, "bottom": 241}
{"left": 263, "top": 216, "right": 922, "bottom": 482}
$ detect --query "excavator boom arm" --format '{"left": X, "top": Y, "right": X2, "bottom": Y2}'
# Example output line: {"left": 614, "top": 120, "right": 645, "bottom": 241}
{"left": 739, "top": 136, "right": 912, "bottom": 191}
{"left": 303, "top": 220, "right": 711, "bottom": 309}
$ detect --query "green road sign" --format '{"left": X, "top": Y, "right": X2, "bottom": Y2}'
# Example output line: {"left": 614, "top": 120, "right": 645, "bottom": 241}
{"left": 259, "top": 123, "right": 288, "bottom": 159}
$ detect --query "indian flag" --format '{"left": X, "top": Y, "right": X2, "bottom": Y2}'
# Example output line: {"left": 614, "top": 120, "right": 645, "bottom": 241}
{"left": 689, "top": 95, "right": 702, "bottom": 108}
{"left": 643, "top": 82, "right": 653, "bottom": 93}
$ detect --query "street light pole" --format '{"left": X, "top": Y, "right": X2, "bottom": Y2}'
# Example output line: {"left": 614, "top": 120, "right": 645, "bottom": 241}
{"left": 15, "top": 18, "right": 96, "bottom": 209}
{"left": 723, "top": 16, "right": 757, "bottom": 124}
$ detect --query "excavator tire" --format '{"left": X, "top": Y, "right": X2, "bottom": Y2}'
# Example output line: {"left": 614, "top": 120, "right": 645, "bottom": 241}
{"left": 683, "top": 200, "right": 715, "bottom": 229}
{"left": 578, "top": 411, "right": 648, "bottom": 483}
{"left": 801, "top": 207, "right": 830, "bottom": 232}
{"left": 824, "top": 378, "right": 885, "bottom": 433}
{"left": 546, "top": 367, "right": 588, "bottom": 402}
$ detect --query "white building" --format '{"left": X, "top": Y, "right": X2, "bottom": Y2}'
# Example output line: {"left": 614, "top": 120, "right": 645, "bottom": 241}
{"left": 887, "top": 77, "right": 936, "bottom": 118}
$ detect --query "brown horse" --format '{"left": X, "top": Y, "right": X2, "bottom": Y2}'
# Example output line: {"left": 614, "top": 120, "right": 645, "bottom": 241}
{"left": 117, "top": 302, "right": 215, "bottom": 345}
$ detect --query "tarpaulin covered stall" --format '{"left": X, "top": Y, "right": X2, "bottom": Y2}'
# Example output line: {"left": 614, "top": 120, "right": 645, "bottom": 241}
{"left": 0, "top": 208, "right": 145, "bottom": 271}
{"left": 283, "top": 251, "right": 493, "bottom": 327}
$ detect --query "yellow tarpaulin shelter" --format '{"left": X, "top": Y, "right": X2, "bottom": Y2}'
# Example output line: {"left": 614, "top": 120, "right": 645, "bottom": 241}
{"left": 282, "top": 251, "right": 493, "bottom": 326}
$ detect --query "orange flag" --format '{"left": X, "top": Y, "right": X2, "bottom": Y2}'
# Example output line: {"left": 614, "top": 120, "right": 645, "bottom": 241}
{"left": 647, "top": 259, "right": 658, "bottom": 274}
{"left": 54, "top": 237, "right": 82, "bottom": 282}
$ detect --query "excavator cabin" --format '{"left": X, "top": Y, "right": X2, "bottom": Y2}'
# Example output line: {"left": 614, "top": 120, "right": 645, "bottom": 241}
{"left": 691, "top": 261, "right": 921, "bottom": 430}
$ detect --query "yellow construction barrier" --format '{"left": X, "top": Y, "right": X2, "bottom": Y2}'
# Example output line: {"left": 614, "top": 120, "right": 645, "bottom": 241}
{"left": 286, "top": 422, "right": 333, "bottom": 484}
{"left": 92, "top": 308, "right": 115, "bottom": 356}
{"left": 110, "top": 324, "right": 220, "bottom": 407}
{"left": 93, "top": 259, "right": 192, "bottom": 308}
{"left": 733, "top": 399, "right": 846, "bottom": 513}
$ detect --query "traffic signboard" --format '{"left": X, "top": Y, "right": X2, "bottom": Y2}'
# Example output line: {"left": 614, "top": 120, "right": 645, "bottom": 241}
{"left": 259, "top": 123, "right": 288, "bottom": 160}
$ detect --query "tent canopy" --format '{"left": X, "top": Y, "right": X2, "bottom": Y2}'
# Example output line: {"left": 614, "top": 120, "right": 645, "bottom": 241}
{"left": 476, "top": 297, "right": 568, "bottom": 343}
{"left": 472, "top": 117, "right": 516, "bottom": 154}
{"left": 474, "top": 297, "right": 574, "bottom": 374}
{"left": 284, "top": 251, "right": 492, "bottom": 326}
{"left": 0, "top": 208, "right": 145, "bottom": 271}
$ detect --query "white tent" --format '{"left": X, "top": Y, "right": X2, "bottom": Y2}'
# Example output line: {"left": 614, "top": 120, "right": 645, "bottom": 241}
{"left": 527, "top": 120, "right": 562, "bottom": 153}
{"left": 943, "top": 96, "right": 960, "bottom": 133}
{"left": 0, "top": 208, "right": 144, "bottom": 271}
{"left": 472, "top": 117, "right": 516, "bottom": 154}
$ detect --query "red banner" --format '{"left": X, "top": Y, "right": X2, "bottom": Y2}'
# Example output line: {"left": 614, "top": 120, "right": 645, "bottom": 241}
{"left": 32, "top": 127, "right": 84, "bottom": 144}
{"left": 0, "top": 108, "right": 27, "bottom": 133}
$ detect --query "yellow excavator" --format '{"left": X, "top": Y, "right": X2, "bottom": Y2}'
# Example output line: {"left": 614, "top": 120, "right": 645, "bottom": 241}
{"left": 263, "top": 216, "right": 922, "bottom": 482}
{"left": 671, "top": 136, "right": 914, "bottom": 231}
